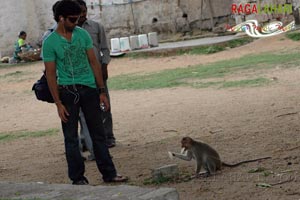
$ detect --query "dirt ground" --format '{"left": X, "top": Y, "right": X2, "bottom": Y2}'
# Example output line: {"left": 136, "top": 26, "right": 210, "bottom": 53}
{"left": 1, "top": 34, "right": 300, "bottom": 200}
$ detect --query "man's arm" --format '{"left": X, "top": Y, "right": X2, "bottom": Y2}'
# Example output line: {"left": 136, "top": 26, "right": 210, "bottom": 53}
{"left": 86, "top": 48, "right": 109, "bottom": 111}
{"left": 98, "top": 23, "right": 111, "bottom": 65}
{"left": 98, "top": 23, "right": 110, "bottom": 81}
{"left": 44, "top": 61, "right": 69, "bottom": 122}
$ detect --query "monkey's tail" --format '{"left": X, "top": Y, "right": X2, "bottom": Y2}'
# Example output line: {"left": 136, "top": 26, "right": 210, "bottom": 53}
{"left": 222, "top": 156, "right": 271, "bottom": 167}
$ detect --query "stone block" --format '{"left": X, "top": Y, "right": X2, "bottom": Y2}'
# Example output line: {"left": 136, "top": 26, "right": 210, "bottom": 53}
{"left": 138, "top": 188, "right": 179, "bottom": 200}
{"left": 235, "top": 15, "right": 244, "bottom": 24}
{"left": 245, "top": 14, "right": 257, "bottom": 21}
{"left": 151, "top": 164, "right": 179, "bottom": 181}
{"left": 254, "top": 13, "right": 271, "bottom": 22}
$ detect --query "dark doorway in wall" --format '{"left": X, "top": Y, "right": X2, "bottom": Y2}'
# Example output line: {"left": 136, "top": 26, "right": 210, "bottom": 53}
{"left": 152, "top": 18, "right": 158, "bottom": 23}
{"left": 292, "top": 4, "right": 300, "bottom": 25}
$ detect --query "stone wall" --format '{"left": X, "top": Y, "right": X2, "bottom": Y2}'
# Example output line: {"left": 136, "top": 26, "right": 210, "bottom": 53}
{"left": 100, "top": 0, "right": 233, "bottom": 39}
{"left": 0, "top": 0, "right": 234, "bottom": 56}
{"left": 0, "top": 0, "right": 56, "bottom": 56}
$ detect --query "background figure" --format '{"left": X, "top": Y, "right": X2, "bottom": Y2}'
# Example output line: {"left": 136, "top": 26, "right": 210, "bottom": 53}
{"left": 13, "top": 31, "right": 31, "bottom": 62}
{"left": 38, "top": 1, "right": 60, "bottom": 58}
{"left": 78, "top": 108, "right": 94, "bottom": 160}
{"left": 76, "top": 0, "right": 116, "bottom": 161}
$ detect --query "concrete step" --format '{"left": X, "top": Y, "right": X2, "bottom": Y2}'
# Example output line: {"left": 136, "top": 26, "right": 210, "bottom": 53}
{"left": 0, "top": 181, "right": 179, "bottom": 200}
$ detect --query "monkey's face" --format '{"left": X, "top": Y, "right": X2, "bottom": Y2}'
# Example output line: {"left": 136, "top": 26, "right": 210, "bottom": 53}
{"left": 181, "top": 137, "right": 192, "bottom": 150}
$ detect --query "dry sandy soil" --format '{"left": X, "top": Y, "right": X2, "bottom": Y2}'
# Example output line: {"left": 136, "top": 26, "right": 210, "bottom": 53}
{"left": 1, "top": 34, "right": 300, "bottom": 200}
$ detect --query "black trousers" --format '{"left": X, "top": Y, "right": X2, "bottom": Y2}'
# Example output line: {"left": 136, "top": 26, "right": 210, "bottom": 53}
{"left": 59, "top": 85, "right": 117, "bottom": 182}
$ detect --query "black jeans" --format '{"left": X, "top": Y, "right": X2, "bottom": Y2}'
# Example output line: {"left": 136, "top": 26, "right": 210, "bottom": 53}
{"left": 59, "top": 85, "right": 117, "bottom": 182}
{"left": 102, "top": 80, "right": 115, "bottom": 141}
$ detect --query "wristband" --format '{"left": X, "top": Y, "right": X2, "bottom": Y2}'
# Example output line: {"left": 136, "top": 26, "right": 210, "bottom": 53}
{"left": 55, "top": 100, "right": 62, "bottom": 105}
{"left": 98, "top": 87, "right": 106, "bottom": 94}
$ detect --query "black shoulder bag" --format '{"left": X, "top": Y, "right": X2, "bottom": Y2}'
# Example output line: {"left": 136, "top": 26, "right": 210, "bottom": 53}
{"left": 32, "top": 71, "right": 54, "bottom": 103}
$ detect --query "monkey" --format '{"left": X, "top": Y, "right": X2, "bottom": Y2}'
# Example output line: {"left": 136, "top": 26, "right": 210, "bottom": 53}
{"left": 169, "top": 136, "right": 271, "bottom": 177}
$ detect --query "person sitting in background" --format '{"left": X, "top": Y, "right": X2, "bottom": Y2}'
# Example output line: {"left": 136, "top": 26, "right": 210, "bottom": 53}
{"left": 17, "top": 31, "right": 30, "bottom": 48}
{"left": 13, "top": 31, "right": 32, "bottom": 62}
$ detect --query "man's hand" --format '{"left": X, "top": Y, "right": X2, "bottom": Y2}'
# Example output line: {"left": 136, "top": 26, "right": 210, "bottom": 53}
{"left": 56, "top": 102, "right": 69, "bottom": 123}
{"left": 99, "top": 93, "right": 110, "bottom": 111}
{"left": 102, "top": 64, "right": 108, "bottom": 81}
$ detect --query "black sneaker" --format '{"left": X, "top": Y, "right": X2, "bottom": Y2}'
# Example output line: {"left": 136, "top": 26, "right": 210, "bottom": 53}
{"left": 72, "top": 177, "right": 89, "bottom": 185}
{"left": 106, "top": 139, "right": 116, "bottom": 148}
{"left": 80, "top": 138, "right": 88, "bottom": 152}
{"left": 81, "top": 156, "right": 87, "bottom": 161}
{"left": 87, "top": 154, "right": 95, "bottom": 161}
{"left": 104, "top": 175, "right": 128, "bottom": 183}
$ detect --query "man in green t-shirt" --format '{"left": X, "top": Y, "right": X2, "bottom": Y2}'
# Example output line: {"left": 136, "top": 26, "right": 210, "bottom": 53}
{"left": 42, "top": 0, "right": 127, "bottom": 185}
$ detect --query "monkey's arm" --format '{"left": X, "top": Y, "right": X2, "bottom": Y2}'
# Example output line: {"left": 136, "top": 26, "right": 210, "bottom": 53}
{"left": 171, "top": 150, "right": 194, "bottom": 161}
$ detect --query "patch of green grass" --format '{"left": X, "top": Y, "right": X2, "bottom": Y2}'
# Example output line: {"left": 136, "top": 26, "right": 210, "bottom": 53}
{"left": 143, "top": 171, "right": 194, "bottom": 185}
{"left": 143, "top": 176, "right": 173, "bottom": 185}
{"left": 190, "top": 81, "right": 223, "bottom": 88}
{"left": 186, "top": 78, "right": 270, "bottom": 88}
{"left": 108, "top": 52, "right": 299, "bottom": 90}
{"left": 4, "top": 71, "right": 23, "bottom": 77}
{"left": 187, "top": 45, "right": 225, "bottom": 54}
{"left": 0, "top": 71, "right": 31, "bottom": 80}
{"left": 0, "top": 71, "right": 20, "bottom": 79}
{"left": 0, "top": 198, "right": 46, "bottom": 200}
{"left": 221, "top": 78, "right": 270, "bottom": 88}
{"left": 126, "top": 37, "right": 253, "bottom": 58}
{"left": 286, "top": 31, "right": 300, "bottom": 41}
{"left": 0, "top": 129, "right": 59, "bottom": 142}
{"left": 177, "top": 37, "right": 253, "bottom": 55}
{"left": 124, "top": 52, "right": 147, "bottom": 59}
{"left": 228, "top": 37, "right": 254, "bottom": 47}
{"left": 0, "top": 70, "right": 36, "bottom": 84}
{"left": 0, "top": 61, "right": 41, "bottom": 69}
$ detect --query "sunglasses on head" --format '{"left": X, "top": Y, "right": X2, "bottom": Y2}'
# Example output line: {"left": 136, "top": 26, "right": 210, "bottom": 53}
{"left": 67, "top": 16, "right": 80, "bottom": 23}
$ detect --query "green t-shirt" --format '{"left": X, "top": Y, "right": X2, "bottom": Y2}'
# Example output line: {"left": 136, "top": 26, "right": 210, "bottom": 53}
{"left": 42, "top": 27, "right": 96, "bottom": 88}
